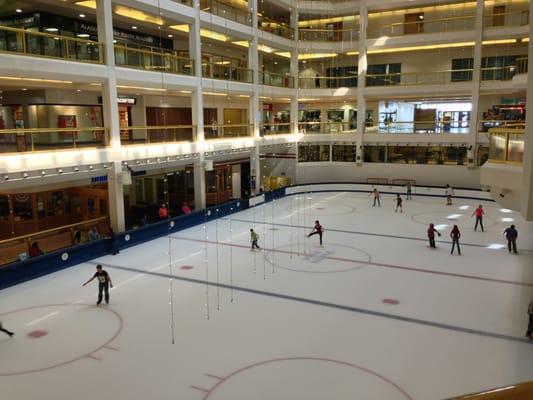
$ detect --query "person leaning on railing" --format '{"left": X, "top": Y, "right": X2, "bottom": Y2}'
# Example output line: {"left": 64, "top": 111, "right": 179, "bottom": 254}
{"left": 526, "top": 301, "right": 533, "bottom": 340}
{"left": 29, "top": 241, "right": 44, "bottom": 258}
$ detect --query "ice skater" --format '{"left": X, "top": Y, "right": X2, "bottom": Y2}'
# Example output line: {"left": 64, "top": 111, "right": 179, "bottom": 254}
{"left": 526, "top": 300, "right": 533, "bottom": 340}
{"left": 406, "top": 182, "right": 412, "bottom": 200}
{"left": 503, "top": 224, "right": 518, "bottom": 254}
{"left": 445, "top": 184, "right": 454, "bottom": 206}
{"left": 250, "top": 228, "right": 260, "bottom": 250}
{"left": 472, "top": 205, "right": 485, "bottom": 232}
{"left": 83, "top": 264, "right": 113, "bottom": 305}
{"left": 450, "top": 225, "right": 461, "bottom": 255}
{"left": 307, "top": 220, "right": 324, "bottom": 246}
{"left": 395, "top": 194, "right": 403, "bottom": 213}
{"left": 427, "top": 223, "right": 441, "bottom": 248}
{"left": 0, "top": 321, "right": 14, "bottom": 337}
{"left": 371, "top": 188, "right": 381, "bottom": 207}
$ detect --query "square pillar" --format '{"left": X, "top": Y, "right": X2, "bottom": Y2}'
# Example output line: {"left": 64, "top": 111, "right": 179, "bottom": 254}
{"left": 356, "top": 1, "right": 368, "bottom": 163}
{"left": 108, "top": 161, "right": 126, "bottom": 232}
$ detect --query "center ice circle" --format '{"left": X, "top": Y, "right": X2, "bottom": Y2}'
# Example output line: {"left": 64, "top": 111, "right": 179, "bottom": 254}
{"left": 204, "top": 357, "right": 413, "bottom": 400}
{"left": 0, "top": 304, "right": 122, "bottom": 376}
{"left": 264, "top": 242, "right": 371, "bottom": 273}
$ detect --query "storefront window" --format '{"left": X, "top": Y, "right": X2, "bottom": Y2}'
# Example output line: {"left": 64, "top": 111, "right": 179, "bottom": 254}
{"left": 0, "top": 195, "right": 10, "bottom": 222}
{"left": 47, "top": 191, "right": 67, "bottom": 216}
{"left": 13, "top": 194, "right": 33, "bottom": 221}
{"left": 298, "top": 144, "right": 330, "bottom": 162}
{"left": 332, "top": 145, "right": 357, "bottom": 162}
{"left": 207, "top": 170, "right": 216, "bottom": 193}
{"left": 363, "top": 146, "right": 386, "bottom": 162}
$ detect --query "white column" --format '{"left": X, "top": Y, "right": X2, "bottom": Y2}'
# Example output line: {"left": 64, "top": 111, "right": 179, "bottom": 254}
{"left": 520, "top": 0, "right": 533, "bottom": 220}
{"left": 248, "top": 0, "right": 260, "bottom": 138}
{"left": 190, "top": 0, "right": 204, "bottom": 141}
{"left": 250, "top": 146, "right": 261, "bottom": 195}
{"left": 290, "top": 6, "right": 299, "bottom": 135}
{"left": 194, "top": 157, "right": 207, "bottom": 210}
{"left": 96, "top": 0, "right": 120, "bottom": 148}
{"left": 468, "top": 0, "right": 484, "bottom": 164}
{"left": 356, "top": 1, "right": 368, "bottom": 164}
{"left": 108, "top": 161, "right": 126, "bottom": 232}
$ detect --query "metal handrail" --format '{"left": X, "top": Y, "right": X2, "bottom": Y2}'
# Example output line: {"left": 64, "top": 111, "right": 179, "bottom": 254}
{"left": 114, "top": 45, "right": 194, "bottom": 75}
{"left": 200, "top": 0, "right": 252, "bottom": 26}
{"left": 445, "top": 381, "right": 533, "bottom": 399}
{"left": 0, "top": 25, "right": 104, "bottom": 63}
{"left": 298, "top": 27, "right": 359, "bottom": 41}
{"left": 0, "top": 127, "right": 108, "bottom": 152}
{"left": 205, "top": 123, "right": 253, "bottom": 138}
{"left": 259, "top": 19, "right": 294, "bottom": 39}
{"left": 259, "top": 71, "right": 295, "bottom": 88}
{"left": 202, "top": 59, "right": 253, "bottom": 83}
{"left": 0, "top": 216, "right": 109, "bottom": 246}
{"left": 121, "top": 125, "right": 197, "bottom": 145}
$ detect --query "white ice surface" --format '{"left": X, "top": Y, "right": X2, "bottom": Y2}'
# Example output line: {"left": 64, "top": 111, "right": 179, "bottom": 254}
{"left": 1, "top": 191, "right": 533, "bottom": 400}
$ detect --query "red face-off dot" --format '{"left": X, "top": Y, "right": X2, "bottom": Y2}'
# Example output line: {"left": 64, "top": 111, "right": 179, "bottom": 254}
{"left": 27, "top": 330, "right": 48, "bottom": 339}
{"left": 180, "top": 265, "right": 194, "bottom": 270}
{"left": 382, "top": 299, "right": 400, "bottom": 305}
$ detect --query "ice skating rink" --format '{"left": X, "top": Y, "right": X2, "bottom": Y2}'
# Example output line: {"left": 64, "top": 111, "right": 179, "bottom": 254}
{"left": 1, "top": 190, "right": 533, "bottom": 400}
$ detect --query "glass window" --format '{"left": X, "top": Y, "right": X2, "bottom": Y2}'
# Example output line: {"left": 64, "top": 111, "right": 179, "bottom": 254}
{"left": 207, "top": 170, "right": 216, "bottom": 193}
{"left": 489, "top": 132, "right": 507, "bottom": 161}
{"left": 0, "top": 195, "right": 10, "bottom": 222}
{"left": 333, "top": 145, "right": 357, "bottom": 162}
{"left": 13, "top": 194, "right": 33, "bottom": 221}
{"left": 451, "top": 58, "right": 473, "bottom": 82}
{"left": 298, "top": 144, "right": 330, "bottom": 162}
{"left": 477, "top": 146, "right": 489, "bottom": 166}
{"left": 47, "top": 191, "right": 66, "bottom": 216}
{"left": 363, "top": 146, "right": 386, "bottom": 162}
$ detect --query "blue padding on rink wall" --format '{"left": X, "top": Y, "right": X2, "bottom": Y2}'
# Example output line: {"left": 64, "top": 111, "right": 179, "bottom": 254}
{"left": 0, "top": 199, "right": 246, "bottom": 291}
{"left": 0, "top": 239, "right": 112, "bottom": 291}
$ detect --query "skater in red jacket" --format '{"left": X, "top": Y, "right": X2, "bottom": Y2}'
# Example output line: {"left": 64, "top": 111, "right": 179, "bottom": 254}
{"left": 307, "top": 220, "right": 324, "bottom": 246}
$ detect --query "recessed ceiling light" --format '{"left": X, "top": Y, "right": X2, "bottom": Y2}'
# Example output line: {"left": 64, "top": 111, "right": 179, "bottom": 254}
{"left": 79, "top": 13, "right": 86, "bottom": 18}
{"left": 16, "top": 8, "right": 22, "bottom": 13}
{"left": 76, "top": 33, "right": 90, "bottom": 38}
{"left": 76, "top": 89, "right": 81, "bottom": 92}
{"left": 167, "top": 34, "right": 173, "bottom": 38}
{"left": 131, "top": 26, "right": 137, "bottom": 30}
{"left": 21, "top": 88, "right": 27, "bottom": 91}
{"left": 45, "top": 27, "right": 59, "bottom": 32}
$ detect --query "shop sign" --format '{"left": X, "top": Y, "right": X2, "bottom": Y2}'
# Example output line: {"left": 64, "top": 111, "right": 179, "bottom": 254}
{"left": 263, "top": 103, "right": 273, "bottom": 111}
{"left": 0, "top": 15, "right": 37, "bottom": 27}
{"left": 78, "top": 22, "right": 159, "bottom": 46}
{"left": 91, "top": 175, "right": 108, "bottom": 184}
{"left": 117, "top": 97, "right": 137, "bottom": 105}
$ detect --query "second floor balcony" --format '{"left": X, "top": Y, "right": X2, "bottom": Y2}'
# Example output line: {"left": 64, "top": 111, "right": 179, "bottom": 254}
{"left": 487, "top": 124, "right": 525, "bottom": 164}
{"left": 114, "top": 45, "right": 194, "bottom": 76}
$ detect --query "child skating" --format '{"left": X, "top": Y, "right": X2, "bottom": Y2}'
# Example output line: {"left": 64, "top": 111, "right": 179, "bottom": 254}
{"left": 83, "top": 264, "right": 113, "bottom": 305}
{"left": 250, "top": 228, "right": 260, "bottom": 250}
{"left": 395, "top": 194, "right": 403, "bottom": 213}
{"left": 406, "top": 182, "right": 412, "bottom": 200}
{"left": 445, "top": 184, "right": 454, "bottom": 205}
{"left": 472, "top": 205, "right": 485, "bottom": 232}
{"left": 307, "top": 220, "right": 324, "bottom": 246}
{"left": 427, "top": 223, "right": 441, "bottom": 248}
{"left": 450, "top": 225, "right": 461, "bottom": 255}
{"left": 370, "top": 188, "right": 381, "bottom": 207}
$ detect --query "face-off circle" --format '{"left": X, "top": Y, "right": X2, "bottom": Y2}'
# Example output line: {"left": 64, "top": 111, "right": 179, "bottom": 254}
{"left": 0, "top": 304, "right": 122, "bottom": 376}
{"left": 264, "top": 242, "right": 371, "bottom": 273}
{"left": 200, "top": 357, "right": 413, "bottom": 400}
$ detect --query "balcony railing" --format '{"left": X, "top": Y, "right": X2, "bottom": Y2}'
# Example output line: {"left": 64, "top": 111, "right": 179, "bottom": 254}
{"left": 298, "top": 28, "right": 359, "bottom": 42}
{"left": 488, "top": 124, "right": 525, "bottom": 164}
{"left": 261, "top": 123, "right": 292, "bottom": 135}
{"left": 202, "top": 59, "right": 253, "bottom": 83}
{"left": 0, "top": 127, "right": 108, "bottom": 153}
{"left": 200, "top": 0, "right": 252, "bottom": 25}
{"left": 299, "top": 76, "right": 357, "bottom": 89}
{"left": 368, "top": 15, "right": 476, "bottom": 38}
{"left": 299, "top": 121, "right": 353, "bottom": 134}
{"left": 483, "top": 10, "right": 529, "bottom": 28}
{"left": 115, "top": 45, "right": 194, "bottom": 75}
{"left": 259, "top": 71, "right": 294, "bottom": 88}
{"left": 0, "top": 217, "right": 109, "bottom": 267}
{"left": 517, "top": 57, "right": 528, "bottom": 74}
{"left": 205, "top": 124, "right": 253, "bottom": 139}
{"left": 478, "top": 119, "right": 524, "bottom": 132}
{"left": 0, "top": 25, "right": 104, "bottom": 63}
{"left": 368, "top": 120, "right": 469, "bottom": 134}
{"left": 120, "top": 125, "right": 196, "bottom": 145}
{"left": 259, "top": 20, "right": 294, "bottom": 40}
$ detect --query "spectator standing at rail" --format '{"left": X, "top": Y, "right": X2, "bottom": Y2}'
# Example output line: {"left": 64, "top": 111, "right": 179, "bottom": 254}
{"left": 371, "top": 188, "right": 381, "bottom": 207}
{"left": 445, "top": 184, "right": 454, "bottom": 206}
{"left": 395, "top": 194, "right": 403, "bottom": 213}
{"left": 406, "top": 182, "right": 412, "bottom": 200}
{"left": 427, "top": 223, "right": 441, "bottom": 249}
{"left": 526, "top": 301, "right": 533, "bottom": 340}
{"left": 315, "top": 73, "right": 320, "bottom": 88}
{"left": 83, "top": 264, "right": 113, "bottom": 305}
{"left": 158, "top": 203, "right": 168, "bottom": 219}
{"left": 0, "top": 321, "right": 14, "bottom": 337}
{"left": 181, "top": 202, "right": 192, "bottom": 215}
{"left": 307, "top": 220, "right": 324, "bottom": 246}
{"left": 250, "top": 228, "right": 260, "bottom": 251}
{"left": 503, "top": 224, "right": 518, "bottom": 254}
{"left": 450, "top": 225, "right": 461, "bottom": 255}
{"left": 472, "top": 205, "right": 485, "bottom": 232}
